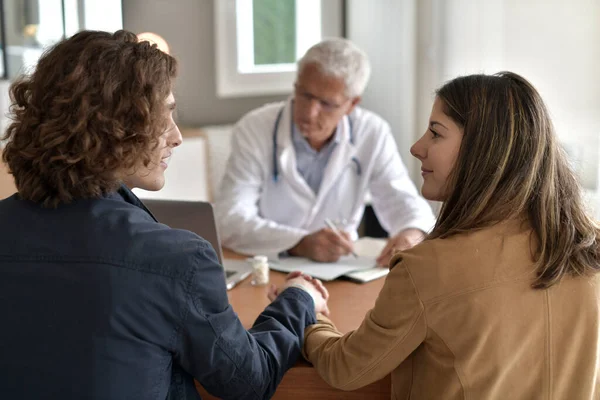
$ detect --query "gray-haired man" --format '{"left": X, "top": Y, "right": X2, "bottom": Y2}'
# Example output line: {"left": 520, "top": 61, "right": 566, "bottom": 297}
{"left": 216, "top": 38, "right": 435, "bottom": 265}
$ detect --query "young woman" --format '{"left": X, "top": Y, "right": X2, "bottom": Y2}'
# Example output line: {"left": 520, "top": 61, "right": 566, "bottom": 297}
{"left": 0, "top": 30, "right": 328, "bottom": 399}
{"left": 299, "top": 72, "right": 600, "bottom": 399}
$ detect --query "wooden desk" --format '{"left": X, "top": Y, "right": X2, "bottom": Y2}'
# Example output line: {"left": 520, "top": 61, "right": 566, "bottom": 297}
{"left": 196, "top": 250, "right": 391, "bottom": 399}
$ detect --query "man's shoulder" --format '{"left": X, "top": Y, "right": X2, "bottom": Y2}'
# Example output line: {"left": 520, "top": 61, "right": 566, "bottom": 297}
{"left": 0, "top": 195, "right": 221, "bottom": 281}
{"left": 349, "top": 106, "right": 391, "bottom": 137}
{"left": 94, "top": 202, "right": 229, "bottom": 300}
{"left": 351, "top": 106, "right": 388, "bottom": 125}
{"left": 86, "top": 199, "right": 221, "bottom": 279}
{"left": 232, "top": 101, "right": 286, "bottom": 141}
{"left": 241, "top": 101, "right": 286, "bottom": 123}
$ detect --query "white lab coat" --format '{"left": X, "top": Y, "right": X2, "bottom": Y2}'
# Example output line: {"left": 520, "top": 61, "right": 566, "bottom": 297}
{"left": 215, "top": 99, "right": 436, "bottom": 257}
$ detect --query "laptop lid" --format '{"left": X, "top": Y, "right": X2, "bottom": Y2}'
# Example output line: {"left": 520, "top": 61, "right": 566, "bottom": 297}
{"left": 141, "top": 199, "right": 251, "bottom": 289}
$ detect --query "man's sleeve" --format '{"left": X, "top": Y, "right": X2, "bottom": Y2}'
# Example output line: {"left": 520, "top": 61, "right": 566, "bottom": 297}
{"left": 173, "top": 241, "right": 317, "bottom": 399}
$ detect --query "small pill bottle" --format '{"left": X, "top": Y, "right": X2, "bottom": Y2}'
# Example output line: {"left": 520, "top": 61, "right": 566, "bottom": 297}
{"left": 251, "top": 255, "right": 270, "bottom": 286}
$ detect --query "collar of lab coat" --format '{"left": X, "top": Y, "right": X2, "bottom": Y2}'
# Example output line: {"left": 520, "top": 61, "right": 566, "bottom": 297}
{"left": 276, "top": 97, "right": 357, "bottom": 204}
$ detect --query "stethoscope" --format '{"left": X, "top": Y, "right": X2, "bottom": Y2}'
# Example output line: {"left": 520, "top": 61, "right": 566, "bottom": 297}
{"left": 271, "top": 106, "right": 362, "bottom": 182}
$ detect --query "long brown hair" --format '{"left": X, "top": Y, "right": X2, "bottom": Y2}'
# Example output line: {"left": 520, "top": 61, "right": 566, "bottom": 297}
{"left": 2, "top": 30, "right": 177, "bottom": 207}
{"left": 430, "top": 72, "right": 600, "bottom": 288}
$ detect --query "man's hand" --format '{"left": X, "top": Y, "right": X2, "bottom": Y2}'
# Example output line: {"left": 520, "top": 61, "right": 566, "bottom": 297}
{"left": 268, "top": 271, "right": 330, "bottom": 316}
{"left": 288, "top": 228, "right": 354, "bottom": 263}
{"left": 376, "top": 228, "right": 425, "bottom": 266}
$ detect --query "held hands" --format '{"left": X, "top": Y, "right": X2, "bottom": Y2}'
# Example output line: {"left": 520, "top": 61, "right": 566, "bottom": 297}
{"left": 376, "top": 228, "right": 425, "bottom": 267}
{"left": 268, "top": 271, "right": 330, "bottom": 316}
{"left": 288, "top": 228, "right": 355, "bottom": 263}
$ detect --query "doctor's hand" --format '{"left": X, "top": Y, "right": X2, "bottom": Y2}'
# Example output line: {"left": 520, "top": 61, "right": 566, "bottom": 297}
{"left": 376, "top": 228, "right": 426, "bottom": 267}
{"left": 268, "top": 271, "right": 330, "bottom": 316}
{"left": 288, "top": 228, "right": 355, "bottom": 263}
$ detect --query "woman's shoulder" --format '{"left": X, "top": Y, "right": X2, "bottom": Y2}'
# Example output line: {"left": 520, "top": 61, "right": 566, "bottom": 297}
{"left": 395, "top": 219, "right": 531, "bottom": 262}
{"left": 389, "top": 221, "right": 535, "bottom": 302}
{"left": 389, "top": 230, "right": 477, "bottom": 268}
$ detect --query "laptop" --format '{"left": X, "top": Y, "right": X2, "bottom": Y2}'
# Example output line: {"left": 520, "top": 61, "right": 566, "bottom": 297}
{"left": 142, "top": 199, "right": 252, "bottom": 290}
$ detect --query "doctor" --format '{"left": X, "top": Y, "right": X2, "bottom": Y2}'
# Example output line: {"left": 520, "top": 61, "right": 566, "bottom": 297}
{"left": 215, "top": 38, "right": 435, "bottom": 265}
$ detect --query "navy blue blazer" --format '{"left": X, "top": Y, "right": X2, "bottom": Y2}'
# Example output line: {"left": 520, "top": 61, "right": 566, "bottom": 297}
{"left": 0, "top": 186, "right": 316, "bottom": 399}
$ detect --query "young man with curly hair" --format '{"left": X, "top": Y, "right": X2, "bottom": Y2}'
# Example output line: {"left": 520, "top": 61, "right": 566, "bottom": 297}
{"left": 0, "top": 30, "right": 328, "bottom": 400}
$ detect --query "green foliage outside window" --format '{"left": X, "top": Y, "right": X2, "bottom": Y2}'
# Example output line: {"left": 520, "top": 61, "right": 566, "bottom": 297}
{"left": 253, "top": 0, "right": 296, "bottom": 65}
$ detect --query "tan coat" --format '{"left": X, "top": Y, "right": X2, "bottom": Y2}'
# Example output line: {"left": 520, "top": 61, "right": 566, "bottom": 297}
{"left": 304, "top": 221, "right": 600, "bottom": 399}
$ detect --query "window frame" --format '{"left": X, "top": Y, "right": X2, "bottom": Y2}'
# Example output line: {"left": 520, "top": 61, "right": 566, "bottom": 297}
{"left": 214, "top": 0, "right": 342, "bottom": 98}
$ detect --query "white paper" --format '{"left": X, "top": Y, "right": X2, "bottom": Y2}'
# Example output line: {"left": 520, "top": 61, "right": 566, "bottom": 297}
{"left": 269, "top": 237, "right": 389, "bottom": 281}
{"left": 344, "top": 266, "right": 389, "bottom": 283}
{"left": 353, "top": 237, "right": 387, "bottom": 258}
{"left": 269, "top": 255, "right": 376, "bottom": 281}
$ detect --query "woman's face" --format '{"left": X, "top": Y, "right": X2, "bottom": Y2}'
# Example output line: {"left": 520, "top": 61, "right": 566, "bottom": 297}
{"left": 410, "top": 97, "right": 463, "bottom": 202}
{"left": 122, "top": 92, "right": 182, "bottom": 191}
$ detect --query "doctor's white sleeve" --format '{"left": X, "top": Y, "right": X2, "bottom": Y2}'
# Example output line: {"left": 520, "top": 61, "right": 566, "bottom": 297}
{"left": 214, "top": 117, "right": 309, "bottom": 257}
{"left": 368, "top": 123, "right": 436, "bottom": 236}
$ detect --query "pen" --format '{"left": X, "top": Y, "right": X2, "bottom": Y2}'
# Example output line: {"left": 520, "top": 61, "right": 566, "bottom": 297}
{"left": 324, "top": 218, "right": 358, "bottom": 258}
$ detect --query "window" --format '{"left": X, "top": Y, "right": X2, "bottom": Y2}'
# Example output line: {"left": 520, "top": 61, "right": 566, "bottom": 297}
{"left": 82, "top": 0, "right": 123, "bottom": 32}
{"left": 237, "top": 0, "right": 320, "bottom": 73}
{"left": 214, "top": 0, "right": 326, "bottom": 97}
{"left": 1, "top": 0, "right": 122, "bottom": 79}
{"left": 240, "top": 0, "right": 296, "bottom": 71}
{"left": 0, "top": 0, "right": 123, "bottom": 144}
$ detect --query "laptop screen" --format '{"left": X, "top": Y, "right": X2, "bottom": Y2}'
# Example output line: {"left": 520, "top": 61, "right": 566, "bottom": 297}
{"left": 140, "top": 199, "right": 225, "bottom": 264}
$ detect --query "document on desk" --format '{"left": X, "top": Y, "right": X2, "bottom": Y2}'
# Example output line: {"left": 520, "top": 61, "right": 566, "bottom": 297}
{"left": 269, "top": 237, "right": 390, "bottom": 282}
{"left": 270, "top": 255, "right": 376, "bottom": 281}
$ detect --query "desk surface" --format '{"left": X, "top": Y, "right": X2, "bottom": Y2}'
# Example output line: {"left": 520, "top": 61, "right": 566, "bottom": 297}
{"left": 224, "top": 250, "right": 385, "bottom": 334}
{"left": 196, "top": 249, "right": 391, "bottom": 399}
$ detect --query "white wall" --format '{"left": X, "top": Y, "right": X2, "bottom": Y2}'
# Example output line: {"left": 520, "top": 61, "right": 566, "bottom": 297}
{"left": 436, "top": 0, "right": 600, "bottom": 191}
{"left": 503, "top": 0, "right": 600, "bottom": 192}
{"left": 434, "top": 0, "right": 600, "bottom": 215}
{"left": 348, "top": 0, "right": 600, "bottom": 217}
{"left": 346, "top": 0, "right": 419, "bottom": 179}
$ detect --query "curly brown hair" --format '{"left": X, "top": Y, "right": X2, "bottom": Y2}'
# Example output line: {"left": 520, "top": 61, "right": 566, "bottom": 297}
{"left": 1, "top": 29, "right": 178, "bottom": 207}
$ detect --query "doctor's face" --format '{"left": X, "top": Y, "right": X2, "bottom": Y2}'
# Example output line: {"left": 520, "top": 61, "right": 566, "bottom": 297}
{"left": 293, "top": 63, "right": 359, "bottom": 151}
{"left": 122, "top": 92, "right": 182, "bottom": 191}
{"left": 410, "top": 97, "right": 463, "bottom": 202}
